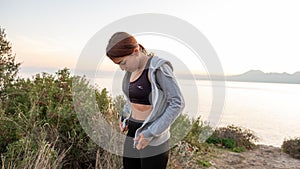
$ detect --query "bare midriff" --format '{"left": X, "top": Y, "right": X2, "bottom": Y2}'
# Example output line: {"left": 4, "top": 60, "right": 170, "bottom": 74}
{"left": 131, "top": 103, "right": 152, "bottom": 121}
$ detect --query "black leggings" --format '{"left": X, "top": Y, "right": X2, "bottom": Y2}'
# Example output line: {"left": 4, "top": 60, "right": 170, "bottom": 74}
{"left": 123, "top": 118, "right": 169, "bottom": 169}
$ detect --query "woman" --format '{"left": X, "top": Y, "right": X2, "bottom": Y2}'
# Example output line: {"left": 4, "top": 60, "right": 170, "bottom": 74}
{"left": 106, "top": 32, "right": 185, "bottom": 169}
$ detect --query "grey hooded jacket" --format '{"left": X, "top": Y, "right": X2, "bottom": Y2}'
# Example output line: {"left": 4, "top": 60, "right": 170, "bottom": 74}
{"left": 121, "top": 56, "right": 185, "bottom": 146}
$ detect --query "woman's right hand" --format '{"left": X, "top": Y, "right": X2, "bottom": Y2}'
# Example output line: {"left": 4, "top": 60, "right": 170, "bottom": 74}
{"left": 119, "top": 120, "right": 128, "bottom": 132}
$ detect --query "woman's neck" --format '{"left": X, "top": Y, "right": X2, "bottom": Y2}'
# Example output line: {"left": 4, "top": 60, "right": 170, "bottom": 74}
{"left": 136, "top": 54, "right": 149, "bottom": 72}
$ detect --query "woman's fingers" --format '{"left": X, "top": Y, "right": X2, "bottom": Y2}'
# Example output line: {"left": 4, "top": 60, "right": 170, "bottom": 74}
{"left": 119, "top": 122, "right": 128, "bottom": 132}
{"left": 134, "top": 134, "right": 150, "bottom": 150}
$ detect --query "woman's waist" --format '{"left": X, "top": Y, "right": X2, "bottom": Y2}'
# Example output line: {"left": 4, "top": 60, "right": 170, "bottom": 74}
{"left": 130, "top": 103, "right": 152, "bottom": 120}
{"left": 131, "top": 102, "right": 152, "bottom": 111}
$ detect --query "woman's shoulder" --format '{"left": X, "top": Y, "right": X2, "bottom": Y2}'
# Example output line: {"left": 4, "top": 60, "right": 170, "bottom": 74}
{"left": 150, "top": 56, "right": 173, "bottom": 70}
{"left": 149, "top": 56, "right": 174, "bottom": 80}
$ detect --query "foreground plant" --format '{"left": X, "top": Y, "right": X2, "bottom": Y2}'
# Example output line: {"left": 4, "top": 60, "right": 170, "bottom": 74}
{"left": 206, "top": 125, "right": 258, "bottom": 151}
{"left": 281, "top": 137, "right": 300, "bottom": 159}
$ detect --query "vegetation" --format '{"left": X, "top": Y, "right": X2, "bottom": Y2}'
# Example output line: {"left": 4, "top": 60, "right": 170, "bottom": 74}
{"left": 0, "top": 27, "right": 122, "bottom": 168}
{"left": 0, "top": 26, "right": 22, "bottom": 153}
{"left": 170, "top": 118, "right": 259, "bottom": 168}
{"left": 206, "top": 125, "right": 258, "bottom": 152}
{"left": 282, "top": 137, "right": 300, "bottom": 159}
{"left": 169, "top": 116, "right": 216, "bottom": 168}
{"left": 0, "top": 27, "right": 21, "bottom": 115}
{"left": 1, "top": 27, "right": 299, "bottom": 168}
{"left": 0, "top": 67, "right": 120, "bottom": 168}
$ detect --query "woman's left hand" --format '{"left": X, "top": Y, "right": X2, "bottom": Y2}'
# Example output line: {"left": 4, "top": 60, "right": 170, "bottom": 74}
{"left": 134, "top": 133, "right": 150, "bottom": 150}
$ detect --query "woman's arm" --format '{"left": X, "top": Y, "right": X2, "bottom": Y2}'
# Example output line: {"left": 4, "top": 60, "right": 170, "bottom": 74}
{"left": 141, "top": 64, "right": 185, "bottom": 138}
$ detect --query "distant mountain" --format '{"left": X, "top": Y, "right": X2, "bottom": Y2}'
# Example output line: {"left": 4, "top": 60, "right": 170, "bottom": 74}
{"left": 293, "top": 71, "right": 300, "bottom": 76}
{"left": 195, "top": 70, "right": 300, "bottom": 84}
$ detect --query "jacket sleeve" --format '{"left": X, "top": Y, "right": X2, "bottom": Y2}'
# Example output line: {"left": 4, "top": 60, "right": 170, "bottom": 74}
{"left": 141, "top": 64, "right": 185, "bottom": 138}
{"left": 119, "top": 71, "right": 131, "bottom": 122}
{"left": 119, "top": 99, "right": 131, "bottom": 122}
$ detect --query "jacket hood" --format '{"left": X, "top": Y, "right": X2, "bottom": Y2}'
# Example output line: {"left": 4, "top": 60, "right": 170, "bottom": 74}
{"left": 149, "top": 56, "right": 173, "bottom": 72}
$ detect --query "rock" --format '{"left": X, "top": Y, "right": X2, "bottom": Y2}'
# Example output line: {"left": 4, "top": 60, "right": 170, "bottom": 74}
{"left": 209, "top": 145, "right": 300, "bottom": 169}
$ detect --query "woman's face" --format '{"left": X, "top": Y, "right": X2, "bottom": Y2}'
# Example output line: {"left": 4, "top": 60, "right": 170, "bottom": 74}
{"left": 112, "top": 53, "right": 139, "bottom": 72}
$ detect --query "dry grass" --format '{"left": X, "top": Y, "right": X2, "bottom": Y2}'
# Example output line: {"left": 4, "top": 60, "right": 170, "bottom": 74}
{"left": 2, "top": 137, "right": 69, "bottom": 169}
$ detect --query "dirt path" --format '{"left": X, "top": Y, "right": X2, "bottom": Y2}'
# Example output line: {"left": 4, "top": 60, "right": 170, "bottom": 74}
{"left": 209, "top": 145, "right": 300, "bottom": 169}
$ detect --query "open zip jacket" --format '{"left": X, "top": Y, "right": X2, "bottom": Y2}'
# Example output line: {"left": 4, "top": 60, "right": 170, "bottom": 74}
{"left": 121, "top": 56, "right": 185, "bottom": 146}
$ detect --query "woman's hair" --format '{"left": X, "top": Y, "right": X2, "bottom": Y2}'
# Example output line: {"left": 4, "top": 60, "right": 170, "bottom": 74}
{"left": 106, "top": 32, "right": 153, "bottom": 59}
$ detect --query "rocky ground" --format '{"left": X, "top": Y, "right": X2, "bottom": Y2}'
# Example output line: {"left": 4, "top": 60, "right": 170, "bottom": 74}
{"left": 209, "top": 144, "right": 300, "bottom": 169}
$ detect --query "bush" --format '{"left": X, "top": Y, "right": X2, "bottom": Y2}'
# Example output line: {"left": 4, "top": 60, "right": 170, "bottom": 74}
{"left": 1, "top": 27, "right": 123, "bottom": 168}
{"left": 0, "top": 27, "right": 21, "bottom": 110}
{"left": 0, "top": 68, "right": 124, "bottom": 168}
{"left": 169, "top": 117, "right": 217, "bottom": 168}
{"left": 206, "top": 125, "right": 258, "bottom": 151}
{"left": 281, "top": 137, "right": 300, "bottom": 159}
{"left": 170, "top": 114, "right": 193, "bottom": 146}
{"left": 178, "top": 116, "right": 213, "bottom": 148}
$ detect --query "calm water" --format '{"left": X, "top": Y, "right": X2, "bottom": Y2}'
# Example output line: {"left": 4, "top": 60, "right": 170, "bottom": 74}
{"left": 196, "top": 80, "right": 300, "bottom": 147}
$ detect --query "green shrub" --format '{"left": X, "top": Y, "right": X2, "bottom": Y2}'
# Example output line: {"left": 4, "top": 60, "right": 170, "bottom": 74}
{"left": 1, "top": 27, "right": 23, "bottom": 153}
{"left": 0, "top": 28, "right": 123, "bottom": 168}
{"left": 181, "top": 116, "right": 214, "bottom": 148}
{"left": 281, "top": 137, "right": 300, "bottom": 159}
{"left": 169, "top": 117, "right": 219, "bottom": 168}
{"left": 198, "top": 160, "right": 211, "bottom": 167}
{"left": 0, "top": 116, "right": 18, "bottom": 153}
{"left": 170, "top": 114, "right": 193, "bottom": 146}
{"left": 1, "top": 68, "right": 122, "bottom": 168}
{"left": 0, "top": 27, "right": 21, "bottom": 112}
{"left": 221, "top": 138, "right": 235, "bottom": 149}
{"left": 232, "top": 146, "right": 245, "bottom": 153}
{"left": 206, "top": 125, "right": 258, "bottom": 151}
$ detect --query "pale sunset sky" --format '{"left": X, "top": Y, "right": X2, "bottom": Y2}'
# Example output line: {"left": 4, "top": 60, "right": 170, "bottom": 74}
{"left": 1, "top": 0, "right": 300, "bottom": 76}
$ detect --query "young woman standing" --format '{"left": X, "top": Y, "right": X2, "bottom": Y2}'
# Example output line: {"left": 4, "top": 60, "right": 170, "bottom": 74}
{"left": 106, "top": 32, "right": 185, "bottom": 169}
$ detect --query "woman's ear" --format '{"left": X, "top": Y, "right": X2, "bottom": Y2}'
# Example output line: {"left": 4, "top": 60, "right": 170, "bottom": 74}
{"left": 133, "top": 46, "right": 139, "bottom": 53}
{"left": 133, "top": 46, "right": 139, "bottom": 56}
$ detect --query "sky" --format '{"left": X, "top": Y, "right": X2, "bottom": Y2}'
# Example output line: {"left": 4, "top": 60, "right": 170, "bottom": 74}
{"left": 1, "top": 0, "right": 300, "bottom": 76}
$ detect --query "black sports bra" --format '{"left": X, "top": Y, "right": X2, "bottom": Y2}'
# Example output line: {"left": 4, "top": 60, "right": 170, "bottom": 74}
{"left": 128, "top": 58, "right": 152, "bottom": 105}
